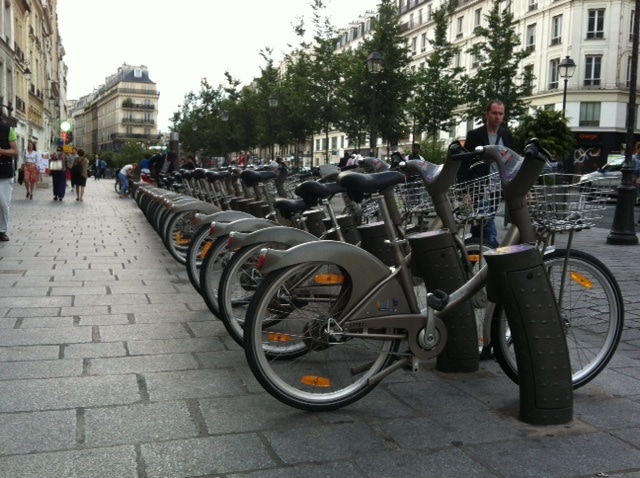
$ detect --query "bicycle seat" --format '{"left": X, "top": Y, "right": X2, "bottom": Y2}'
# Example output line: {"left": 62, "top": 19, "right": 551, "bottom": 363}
{"left": 274, "top": 198, "right": 308, "bottom": 219}
{"left": 336, "top": 170, "right": 405, "bottom": 195}
{"left": 240, "top": 169, "right": 278, "bottom": 187}
{"left": 294, "top": 181, "right": 346, "bottom": 208}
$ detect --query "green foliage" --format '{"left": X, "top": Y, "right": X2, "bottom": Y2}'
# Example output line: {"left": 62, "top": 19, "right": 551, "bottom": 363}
{"left": 412, "top": 0, "right": 464, "bottom": 140}
{"left": 464, "top": 0, "right": 533, "bottom": 123}
{"left": 112, "top": 142, "right": 148, "bottom": 170}
{"left": 513, "top": 107, "right": 575, "bottom": 160}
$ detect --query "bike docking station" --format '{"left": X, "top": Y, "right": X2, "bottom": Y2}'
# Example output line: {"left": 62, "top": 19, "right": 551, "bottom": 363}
{"left": 408, "top": 229, "right": 480, "bottom": 374}
{"left": 484, "top": 243, "right": 573, "bottom": 425}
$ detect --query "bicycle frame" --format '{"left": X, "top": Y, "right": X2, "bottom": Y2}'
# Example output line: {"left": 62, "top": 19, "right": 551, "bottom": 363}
{"left": 256, "top": 142, "right": 548, "bottom": 380}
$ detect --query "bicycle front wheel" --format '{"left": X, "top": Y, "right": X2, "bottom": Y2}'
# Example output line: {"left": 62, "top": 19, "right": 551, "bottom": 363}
{"left": 491, "top": 248, "right": 624, "bottom": 389}
{"left": 244, "top": 261, "right": 401, "bottom": 411}
{"left": 199, "top": 235, "right": 232, "bottom": 318}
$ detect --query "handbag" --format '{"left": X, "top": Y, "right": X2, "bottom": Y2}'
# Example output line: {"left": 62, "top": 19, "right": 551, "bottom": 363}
{"left": 17, "top": 167, "right": 24, "bottom": 185}
{"left": 49, "top": 159, "right": 64, "bottom": 171}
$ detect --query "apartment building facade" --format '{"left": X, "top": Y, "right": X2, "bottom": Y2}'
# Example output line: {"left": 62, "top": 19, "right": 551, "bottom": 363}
{"left": 1, "top": 0, "right": 66, "bottom": 156}
{"left": 317, "top": 0, "right": 638, "bottom": 171}
{"left": 70, "top": 63, "right": 161, "bottom": 154}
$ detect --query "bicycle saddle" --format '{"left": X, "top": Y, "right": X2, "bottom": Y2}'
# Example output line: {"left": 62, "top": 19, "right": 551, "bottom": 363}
{"left": 336, "top": 170, "right": 405, "bottom": 195}
{"left": 240, "top": 169, "right": 278, "bottom": 187}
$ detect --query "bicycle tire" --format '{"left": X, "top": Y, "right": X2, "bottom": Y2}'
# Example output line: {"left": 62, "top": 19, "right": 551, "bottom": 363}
{"left": 491, "top": 248, "right": 624, "bottom": 389}
{"left": 114, "top": 177, "right": 121, "bottom": 194}
{"left": 186, "top": 223, "right": 215, "bottom": 294}
{"left": 163, "top": 210, "right": 199, "bottom": 265}
{"left": 199, "top": 235, "right": 233, "bottom": 318}
{"left": 243, "top": 261, "right": 401, "bottom": 411}
{"left": 217, "top": 241, "right": 289, "bottom": 346}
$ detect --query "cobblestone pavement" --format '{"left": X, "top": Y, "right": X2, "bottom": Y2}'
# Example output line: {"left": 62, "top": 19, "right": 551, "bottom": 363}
{"left": 1, "top": 179, "right": 640, "bottom": 478}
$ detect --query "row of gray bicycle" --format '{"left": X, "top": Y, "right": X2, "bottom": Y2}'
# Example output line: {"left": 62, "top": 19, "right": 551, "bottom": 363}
{"left": 130, "top": 140, "right": 624, "bottom": 412}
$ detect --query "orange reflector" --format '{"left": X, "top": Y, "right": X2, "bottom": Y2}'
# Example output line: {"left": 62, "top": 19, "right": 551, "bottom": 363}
{"left": 176, "top": 232, "right": 191, "bottom": 246}
{"left": 257, "top": 250, "right": 268, "bottom": 269}
{"left": 201, "top": 241, "right": 213, "bottom": 259}
{"left": 301, "top": 375, "right": 332, "bottom": 388}
{"left": 571, "top": 272, "right": 593, "bottom": 289}
{"left": 468, "top": 254, "right": 480, "bottom": 264}
{"left": 267, "top": 332, "right": 293, "bottom": 342}
{"left": 314, "top": 274, "right": 344, "bottom": 285}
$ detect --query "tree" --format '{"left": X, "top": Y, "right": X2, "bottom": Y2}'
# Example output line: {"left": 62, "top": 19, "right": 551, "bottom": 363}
{"left": 464, "top": 0, "right": 534, "bottom": 123}
{"left": 360, "top": 0, "right": 414, "bottom": 151}
{"left": 513, "top": 107, "right": 575, "bottom": 163}
{"left": 411, "top": 0, "right": 464, "bottom": 145}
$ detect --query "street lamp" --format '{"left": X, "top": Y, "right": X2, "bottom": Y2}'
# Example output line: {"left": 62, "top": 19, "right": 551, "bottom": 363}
{"left": 268, "top": 93, "right": 279, "bottom": 160}
{"left": 366, "top": 51, "right": 384, "bottom": 156}
{"left": 558, "top": 55, "right": 576, "bottom": 117}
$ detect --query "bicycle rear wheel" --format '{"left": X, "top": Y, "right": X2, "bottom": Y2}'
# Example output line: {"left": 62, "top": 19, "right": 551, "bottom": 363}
{"left": 244, "top": 261, "right": 401, "bottom": 411}
{"left": 217, "top": 241, "right": 289, "bottom": 347}
{"left": 491, "top": 248, "right": 624, "bottom": 389}
{"left": 199, "top": 235, "right": 232, "bottom": 318}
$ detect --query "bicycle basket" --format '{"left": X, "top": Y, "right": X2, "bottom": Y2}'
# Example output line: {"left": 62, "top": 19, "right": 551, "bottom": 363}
{"left": 449, "top": 171, "right": 501, "bottom": 221}
{"left": 394, "top": 180, "right": 434, "bottom": 217}
{"left": 528, "top": 174, "right": 608, "bottom": 231}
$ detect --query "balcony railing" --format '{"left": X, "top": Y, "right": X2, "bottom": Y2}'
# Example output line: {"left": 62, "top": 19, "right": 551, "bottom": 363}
{"left": 122, "top": 118, "right": 155, "bottom": 125}
{"left": 122, "top": 103, "right": 155, "bottom": 110}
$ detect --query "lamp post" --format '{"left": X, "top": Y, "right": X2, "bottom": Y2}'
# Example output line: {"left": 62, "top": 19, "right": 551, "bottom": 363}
{"left": 220, "top": 110, "right": 229, "bottom": 167}
{"left": 366, "top": 51, "right": 384, "bottom": 157}
{"left": 268, "top": 93, "right": 279, "bottom": 160}
{"left": 558, "top": 55, "right": 576, "bottom": 118}
{"left": 607, "top": 3, "right": 639, "bottom": 245}
{"left": 24, "top": 66, "right": 32, "bottom": 139}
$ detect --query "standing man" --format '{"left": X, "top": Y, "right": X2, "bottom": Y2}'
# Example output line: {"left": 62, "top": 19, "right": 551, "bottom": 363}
{"left": 94, "top": 155, "right": 100, "bottom": 180}
{"left": 406, "top": 143, "right": 425, "bottom": 160}
{"left": 0, "top": 116, "right": 19, "bottom": 241}
{"left": 99, "top": 157, "right": 107, "bottom": 179}
{"left": 460, "top": 99, "right": 514, "bottom": 248}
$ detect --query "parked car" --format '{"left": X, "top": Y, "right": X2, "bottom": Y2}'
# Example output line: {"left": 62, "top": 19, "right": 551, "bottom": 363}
{"left": 579, "top": 154, "right": 638, "bottom": 202}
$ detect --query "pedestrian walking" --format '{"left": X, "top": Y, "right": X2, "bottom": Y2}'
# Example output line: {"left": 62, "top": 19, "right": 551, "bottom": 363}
{"left": 72, "top": 148, "right": 89, "bottom": 201}
{"left": 0, "top": 116, "right": 19, "bottom": 241}
{"left": 51, "top": 146, "right": 69, "bottom": 201}
{"left": 22, "top": 141, "right": 41, "bottom": 200}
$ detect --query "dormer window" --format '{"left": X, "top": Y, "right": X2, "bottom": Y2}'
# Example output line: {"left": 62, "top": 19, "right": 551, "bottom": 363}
{"left": 134, "top": 68, "right": 142, "bottom": 78}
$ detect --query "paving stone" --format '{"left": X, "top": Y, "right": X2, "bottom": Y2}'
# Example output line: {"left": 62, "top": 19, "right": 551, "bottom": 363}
{"left": 141, "top": 434, "right": 275, "bottom": 477}
{"left": 0, "top": 409, "right": 77, "bottom": 455}
{"left": 88, "top": 353, "right": 198, "bottom": 375}
{"left": 83, "top": 401, "right": 198, "bottom": 447}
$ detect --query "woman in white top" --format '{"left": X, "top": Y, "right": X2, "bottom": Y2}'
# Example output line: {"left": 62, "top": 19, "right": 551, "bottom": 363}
{"left": 23, "top": 141, "right": 41, "bottom": 200}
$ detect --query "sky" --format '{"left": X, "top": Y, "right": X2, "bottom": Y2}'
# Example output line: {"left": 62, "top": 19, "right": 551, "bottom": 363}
{"left": 57, "top": 0, "right": 378, "bottom": 133}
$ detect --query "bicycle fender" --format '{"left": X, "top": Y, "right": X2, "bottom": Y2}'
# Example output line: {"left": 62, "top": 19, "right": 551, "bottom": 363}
{"left": 171, "top": 201, "right": 221, "bottom": 215}
{"left": 209, "top": 217, "right": 276, "bottom": 238}
{"left": 260, "top": 240, "right": 391, "bottom": 290}
{"left": 230, "top": 226, "right": 318, "bottom": 250}
{"left": 193, "top": 210, "right": 252, "bottom": 227}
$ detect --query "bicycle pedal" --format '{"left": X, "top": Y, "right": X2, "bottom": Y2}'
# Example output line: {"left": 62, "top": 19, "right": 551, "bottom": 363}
{"left": 427, "top": 289, "right": 449, "bottom": 311}
{"left": 401, "top": 352, "right": 420, "bottom": 373}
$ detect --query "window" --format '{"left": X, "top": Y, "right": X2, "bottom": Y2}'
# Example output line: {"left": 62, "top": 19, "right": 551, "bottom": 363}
{"left": 421, "top": 32, "right": 427, "bottom": 52}
{"left": 584, "top": 55, "right": 602, "bottom": 86}
{"left": 631, "top": 11, "right": 635, "bottom": 40}
{"left": 551, "top": 15, "right": 562, "bottom": 45}
{"left": 474, "top": 8, "right": 482, "bottom": 28}
{"left": 529, "top": 0, "right": 538, "bottom": 11}
{"left": 410, "top": 13, "right": 414, "bottom": 29}
{"left": 427, "top": 4, "right": 433, "bottom": 20}
{"left": 523, "top": 64, "right": 534, "bottom": 90}
{"left": 587, "top": 9, "right": 605, "bottom": 39}
{"left": 134, "top": 68, "right": 142, "bottom": 78}
{"left": 580, "top": 102, "right": 601, "bottom": 126}
{"left": 419, "top": 8, "right": 423, "bottom": 25}
{"left": 457, "top": 16, "right": 463, "bottom": 38}
{"left": 526, "top": 24, "right": 536, "bottom": 50}
{"left": 472, "top": 53, "right": 480, "bottom": 68}
{"left": 411, "top": 37, "right": 417, "bottom": 55}
{"left": 627, "top": 56, "right": 633, "bottom": 87}
{"left": 549, "top": 58, "right": 559, "bottom": 89}
{"left": 331, "top": 137, "right": 337, "bottom": 149}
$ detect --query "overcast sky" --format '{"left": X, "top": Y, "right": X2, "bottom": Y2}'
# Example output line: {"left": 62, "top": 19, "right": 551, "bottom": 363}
{"left": 57, "top": 0, "right": 378, "bottom": 132}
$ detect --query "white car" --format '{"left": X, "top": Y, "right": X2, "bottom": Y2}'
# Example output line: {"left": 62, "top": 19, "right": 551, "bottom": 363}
{"left": 579, "top": 155, "right": 635, "bottom": 200}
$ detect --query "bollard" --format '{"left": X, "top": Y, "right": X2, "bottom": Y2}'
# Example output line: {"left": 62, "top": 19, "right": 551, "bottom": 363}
{"left": 169, "top": 132, "right": 180, "bottom": 160}
{"left": 484, "top": 244, "right": 573, "bottom": 425}
{"left": 408, "top": 230, "right": 479, "bottom": 373}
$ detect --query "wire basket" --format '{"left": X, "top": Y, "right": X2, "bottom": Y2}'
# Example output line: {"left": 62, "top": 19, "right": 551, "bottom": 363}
{"left": 528, "top": 174, "right": 608, "bottom": 231}
{"left": 449, "top": 172, "right": 502, "bottom": 222}
{"left": 394, "top": 180, "right": 435, "bottom": 217}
